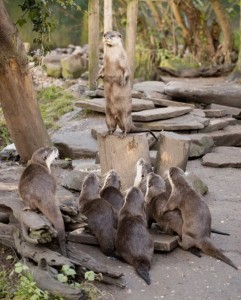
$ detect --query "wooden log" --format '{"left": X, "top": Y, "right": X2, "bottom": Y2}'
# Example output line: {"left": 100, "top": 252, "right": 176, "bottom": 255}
{"left": 164, "top": 81, "right": 241, "bottom": 108}
{"left": 97, "top": 133, "right": 150, "bottom": 190}
{"left": 155, "top": 131, "right": 191, "bottom": 177}
{"left": 27, "top": 260, "right": 87, "bottom": 300}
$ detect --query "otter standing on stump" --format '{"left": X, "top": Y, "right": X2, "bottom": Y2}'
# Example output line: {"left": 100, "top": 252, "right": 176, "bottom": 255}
{"left": 163, "top": 167, "right": 237, "bottom": 269}
{"left": 18, "top": 147, "right": 67, "bottom": 257}
{"left": 79, "top": 173, "right": 117, "bottom": 256}
{"left": 97, "top": 31, "right": 157, "bottom": 141}
{"left": 116, "top": 187, "right": 154, "bottom": 285}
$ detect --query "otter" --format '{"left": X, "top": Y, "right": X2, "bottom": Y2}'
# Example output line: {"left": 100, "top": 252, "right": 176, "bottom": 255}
{"left": 116, "top": 186, "right": 154, "bottom": 285}
{"left": 79, "top": 172, "right": 117, "bottom": 256}
{"left": 97, "top": 31, "right": 158, "bottom": 141}
{"left": 145, "top": 172, "right": 183, "bottom": 236}
{"left": 163, "top": 167, "right": 237, "bottom": 269}
{"left": 100, "top": 169, "right": 124, "bottom": 212}
{"left": 18, "top": 147, "right": 67, "bottom": 257}
{"left": 134, "top": 158, "right": 153, "bottom": 196}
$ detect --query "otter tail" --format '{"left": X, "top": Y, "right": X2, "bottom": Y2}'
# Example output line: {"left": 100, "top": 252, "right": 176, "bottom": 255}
{"left": 38, "top": 200, "right": 67, "bottom": 257}
{"left": 211, "top": 228, "right": 230, "bottom": 236}
{"left": 134, "top": 258, "right": 151, "bottom": 285}
{"left": 198, "top": 238, "right": 237, "bottom": 270}
{"left": 130, "top": 127, "right": 158, "bottom": 141}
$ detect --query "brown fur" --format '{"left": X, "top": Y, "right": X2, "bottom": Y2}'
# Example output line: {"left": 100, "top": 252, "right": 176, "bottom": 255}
{"left": 18, "top": 147, "right": 67, "bottom": 257}
{"left": 79, "top": 173, "right": 117, "bottom": 256}
{"left": 97, "top": 31, "right": 157, "bottom": 140}
{"left": 116, "top": 187, "right": 154, "bottom": 285}
{"left": 134, "top": 158, "right": 153, "bottom": 196}
{"left": 145, "top": 172, "right": 183, "bottom": 236}
{"left": 100, "top": 169, "right": 124, "bottom": 212}
{"left": 163, "top": 167, "right": 237, "bottom": 269}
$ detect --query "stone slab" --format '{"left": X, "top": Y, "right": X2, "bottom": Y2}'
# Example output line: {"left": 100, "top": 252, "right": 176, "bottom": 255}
{"left": 203, "top": 109, "right": 227, "bottom": 118}
{"left": 201, "top": 146, "right": 241, "bottom": 168}
{"left": 133, "top": 81, "right": 166, "bottom": 94}
{"left": 199, "top": 117, "right": 237, "bottom": 133}
{"left": 207, "top": 124, "right": 241, "bottom": 147}
{"left": 132, "top": 106, "right": 192, "bottom": 122}
{"left": 144, "top": 96, "right": 195, "bottom": 108}
{"left": 181, "top": 133, "right": 214, "bottom": 158}
{"left": 68, "top": 227, "right": 178, "bottom": 252}
{"left": 134, "top": 113, "right": 210, "bottom": 131}
{"left": 207, "top": 103, "right": 241, "bottom": 117}
{"left": 75, "top": 98, "right": 155, "bottom": 113}
{"left": 61, "top": 168, "right": 101, "bottom": 191}
{"left": 52, "top": 131, "right": 98, "bottom": 159}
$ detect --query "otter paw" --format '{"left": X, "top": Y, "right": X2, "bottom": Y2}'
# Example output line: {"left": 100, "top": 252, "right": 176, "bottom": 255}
{"left": 120, "top": 77, "right": 127, "bottom": 86}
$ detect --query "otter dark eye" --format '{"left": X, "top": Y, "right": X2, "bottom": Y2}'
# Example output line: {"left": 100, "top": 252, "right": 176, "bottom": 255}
{"left": 148, "top": 184, "right": 151, "bottom": 187}
{"left": 141, "top": 174, "right": 144, "bottom": 178}
{"left": 43, "top": 155, "right": 47, "bottom": 160}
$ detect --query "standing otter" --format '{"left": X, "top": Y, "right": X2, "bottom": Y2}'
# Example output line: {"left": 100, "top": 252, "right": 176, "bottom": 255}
{"left": 100, "top": 169, "right": 124, "bottom": 212}
{"left": 79, "top": 173, "right": 117, "bottom": 256}
{"left": 145, "top": 172, "right": 183, "bottom": 236}
{"left": 97, "top": 31, "right": 157, "bottom": 140}
{"left": 163, "top": 167, "right": 237, "bottom": 269}
{"left": 134, "top": 158, "right": 153, "bottom": 196}
{"left": 18, "top": 147, "right": 67, "bottom": 257}
{"left": 116, "top": 186, "right": 154, "bottom": 285}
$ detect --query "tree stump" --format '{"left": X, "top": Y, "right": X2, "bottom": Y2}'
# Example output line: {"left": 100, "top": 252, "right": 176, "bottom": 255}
{"left": 154, "top": 131, "right": 191, "bottom": 178}
{"left": 97, "top": 133, "right": 150, "bottom": 190}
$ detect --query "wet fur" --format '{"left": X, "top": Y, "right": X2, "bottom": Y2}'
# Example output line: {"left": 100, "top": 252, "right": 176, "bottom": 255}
{"left": 163, "top": 167, "right": 237, "bottom": 269}
{"left": 98, "top": 31, "right": 157, "bottom": 140}
{"left": 116, "top": 187, "right": 154, "bottom": 285}
{"left": 79, "top": 173, "right": 117, "bottom": 256}
{"left": 18, "top": 147, "right": 67, "bottom": 257}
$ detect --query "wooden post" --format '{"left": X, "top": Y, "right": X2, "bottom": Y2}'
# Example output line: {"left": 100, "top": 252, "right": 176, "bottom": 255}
{"left": 125, "top": 0, "right": 138, "bottom": 85}
{"left": 97, "top": 133, "right": 150, "bottom": 191}
{"left": 88, "top": 0, "right": 100, "bottom": 90}
{"left": 104, "top": 0, "right": 112, "bottom": 33}
{"left": 154, "top": 131, "right": 191, "bottom": 178}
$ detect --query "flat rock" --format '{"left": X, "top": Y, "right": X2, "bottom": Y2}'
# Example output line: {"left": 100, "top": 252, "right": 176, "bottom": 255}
{"left": 133, "top": 81, "right": 166, "bottom": 95}
{"left": 203, "top": 109, "right": 227, "bottom": 118}
{"left": 199, "top": 117, "right": 237, "bottom": 133}
{"left": 201, "top": 146, "right": 241, "bottom": 168}
{"left": 181, "top": 133, "right": 214, "bottom": 158}
{"left": 52, "top": 131, "right": 98, "bottom": 159}
{"left": 75, "top": 98, "right": 155, "bottom": 113}
{"left": 61, "top": 168, "right": 101, "bottom": 191}
{"left": 145, "top": 96, "right": 195, "bottom": 108}
{"left": 207, "top": 124, "right": 241, "bottom": 146}
{"left": 185, "top": 171, "right": 208, "bottom": 195}
{"left": 68, "top": 227, "right": 178, "bottom": 252}
{"left": 134, "top": 113, "right": 210, "bottom": 131}
{"left": 206, "top": 103, "right": 241, "bottom": 117}
{"left": 132, "top": 106, "right": 192, "bottom": 122}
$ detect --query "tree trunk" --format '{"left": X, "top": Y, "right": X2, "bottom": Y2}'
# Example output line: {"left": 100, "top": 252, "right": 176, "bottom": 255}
{"left": 172, "top": 0, "right": 215, "bottom": 63}
{"left": 228, "top": 0, "right": 241, "bottom": 81}
{"left": 88, "top": 0, "right": 100, "bottom": 90}
{"left": 125, "top": 0, "right": 138, "bottom": 85}
{"left": 210, "top": 0, "right": 234, "bottom": 64}
{"left": 0, "top": 1, "right": 52, "bottom": 162}
{"left": 104, "top": 0, "right": 112, "bottom": 33}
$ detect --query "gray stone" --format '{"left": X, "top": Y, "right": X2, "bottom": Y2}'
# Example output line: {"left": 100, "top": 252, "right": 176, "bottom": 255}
{"left": 75, "top": 98, "right": 155, "bottom": 113}
{"left": 199, "top": 117, "right": 237, "bottom": 133}
{"left": 56, "top": 186, "right": 76, "bottom": 204}
{"left": 0, "top": 143, "right": 18, "bottom": 161}
{"left": 201, "top": 146, "right": 241, "bottom": 168}
{"left": 133, "top": 81, "right": 166, "bottom": 94}
{"left": 52, "top": 131, "right": 98, "bottom": 159}
{"left": 204, "top": 109, "right": 227, "bottom": 118}
{"left": 134, "top": 113, "right": 210, "bottom": 131}
{"left": 150, "top": 150, "right": 157, "bottom": 166}
{"left": 72, "top": 159, "right": 96, "bottom": 169}
{"left": 53, "top": 159, "right": 72, "bottom": 169}
{"left": 61, "top": 54, "right": 88, "bottom": 79}
{"left": 182, "top": 134, "right": 214, "bottom": 158}
{"left": 207, "top": 124, "right": 241, "bottom": 146}
{"left": 145, "top": 96, "right": 195, "bottom": 108}
{"left": 207, "top": 104, "right": 241, "bottom": 117}
{"left": 132, "top": 106, "right": 192, "bottom": 122}
{"left": 42, "top": 53, "right": 68, "bottom": 78}
{"left": 191, "top": 109, "right": 206, "bottom": 118}
{"left": 61, "top": 169, "right": 101, "bottom": 191}
{"left": 185, "top": 171, "right": 208, "bottom": 195}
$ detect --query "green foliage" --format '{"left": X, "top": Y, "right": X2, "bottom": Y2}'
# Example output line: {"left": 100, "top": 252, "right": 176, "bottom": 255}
{"left": 37, "top": 86, "right": 76, "bottom": 130}
{"left": 0, "top": 270, "right": 11, "bottom": 299}
{"left": 0, "top": 108, "right": 11, "bottom": 149}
